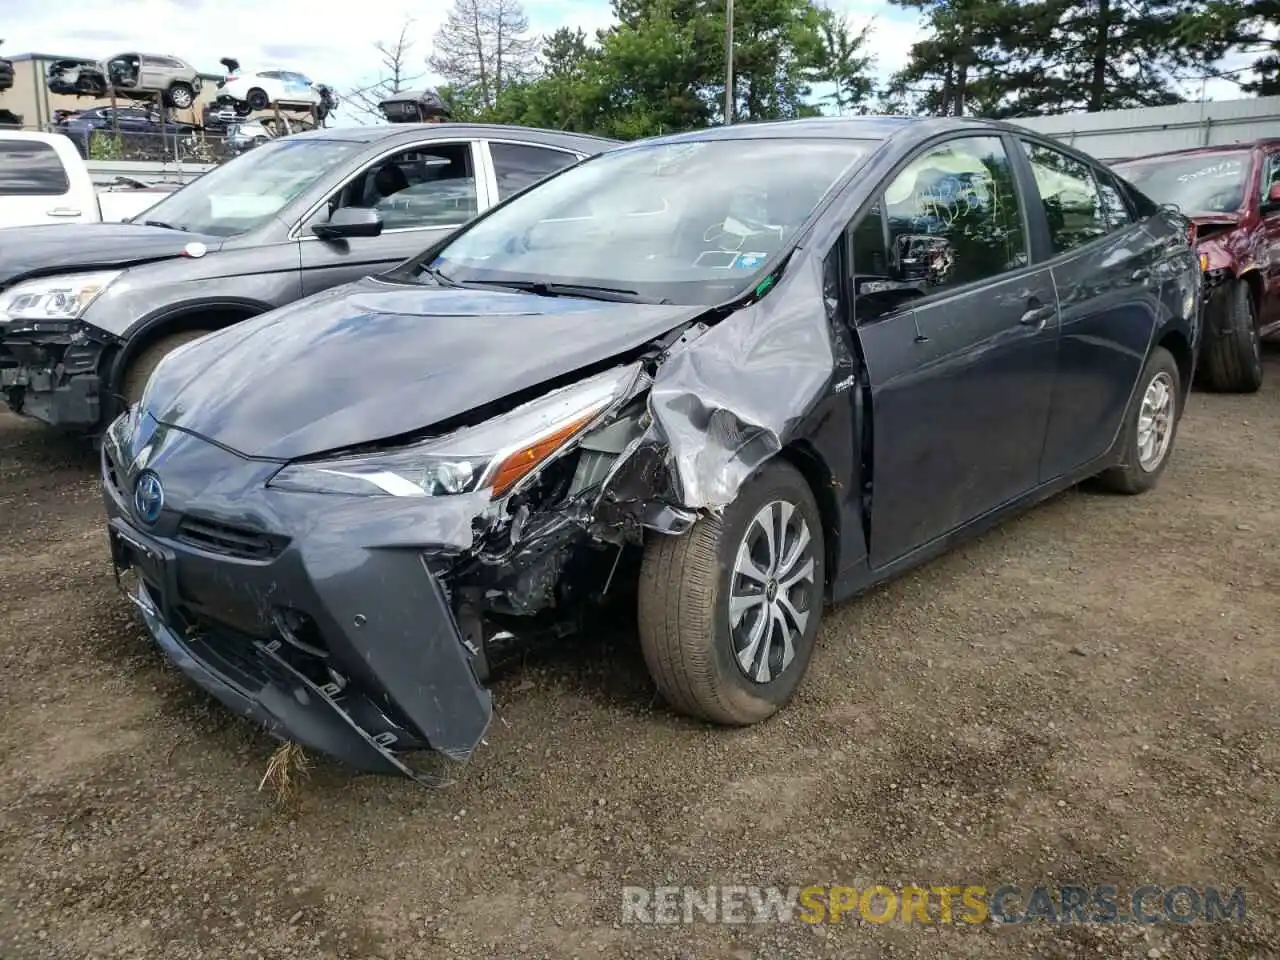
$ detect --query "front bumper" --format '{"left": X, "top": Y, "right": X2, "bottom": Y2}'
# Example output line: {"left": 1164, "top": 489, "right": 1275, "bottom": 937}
{"left": 1, "top": 365, "right": 102, "bottom": 427}
{"left": 101, "top": 421, "right": 493, "bottom": 781}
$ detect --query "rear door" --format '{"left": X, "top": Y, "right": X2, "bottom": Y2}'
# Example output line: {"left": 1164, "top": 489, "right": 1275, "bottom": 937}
{"left": 0, "top": 137, "right": 93, "bottom": 226}
{"left": 851, "top": 133, "right": 1060, "bottom": 567}
{"left": 297, "top": 138, "right": 484, "bottom": 296}
{"left": 1018, "top": 138, "right": 1166, "bottom": 481}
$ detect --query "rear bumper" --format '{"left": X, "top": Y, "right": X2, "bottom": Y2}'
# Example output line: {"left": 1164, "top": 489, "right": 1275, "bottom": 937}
{"left": 101, "top": 425, "right": 494, "bottom": 781}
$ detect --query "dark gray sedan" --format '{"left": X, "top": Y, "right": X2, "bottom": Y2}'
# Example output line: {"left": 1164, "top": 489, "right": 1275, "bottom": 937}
{"left": 0, "top": 123, "right": 616, "bottom": 431}
{"left": 100, "top": 115, "right": 1201, "bottom": 784}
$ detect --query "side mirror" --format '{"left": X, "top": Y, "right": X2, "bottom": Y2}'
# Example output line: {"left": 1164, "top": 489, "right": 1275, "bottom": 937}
{"left": 312, "top": 207, "right": 383, "bottom": 240}
{"left": 893, "top": 233, "right": 954, "bottom": 285}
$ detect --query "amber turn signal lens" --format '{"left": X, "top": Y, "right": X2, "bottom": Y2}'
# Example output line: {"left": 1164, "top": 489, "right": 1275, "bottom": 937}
{"left": 1199, "top": 253, "right": 1209, "bottom": 271}
{"left": 487, "top": 410, "right": 604, "bottom": 498}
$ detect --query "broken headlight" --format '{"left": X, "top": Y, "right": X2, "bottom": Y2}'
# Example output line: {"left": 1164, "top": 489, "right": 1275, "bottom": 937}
{"left": 1, "top": 270, "right": 122, "bottom": 322}
{"left": 267, "top": 365, "right": 640, "bottom": 499}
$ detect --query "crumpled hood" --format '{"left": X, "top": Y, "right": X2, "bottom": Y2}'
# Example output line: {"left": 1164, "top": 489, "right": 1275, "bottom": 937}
{"left": 144, "top": 276, "right": 706, "bottom": 460}
{"left": 0, "top": 223, "right": 223, "bottom": 287}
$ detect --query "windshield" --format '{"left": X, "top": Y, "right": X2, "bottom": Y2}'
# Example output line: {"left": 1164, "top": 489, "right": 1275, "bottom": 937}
{"left": 1112, "top": 151, "right": 1250, "bottom": 215}
{"left": 134, "top": 137, "right": 362, "bottom": 237}
{"left": 425, "top": 137, "right": 877, "bottom": 305}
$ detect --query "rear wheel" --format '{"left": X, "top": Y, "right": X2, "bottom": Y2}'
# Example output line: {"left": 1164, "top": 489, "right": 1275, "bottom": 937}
{"left": 1198, "top": 280, "right": 1262, "bottom": 393}
{"left": 121, "top": 330, "right": 211, "bottom": 407}
{"left": 637, "top": 459, "right": 826, "bottom": 726}
{"left": 1095, "top": 345, "right": 1182, "bottom": 495}
{"left": 166, "top": 81, "right": 195, "bottom": 109}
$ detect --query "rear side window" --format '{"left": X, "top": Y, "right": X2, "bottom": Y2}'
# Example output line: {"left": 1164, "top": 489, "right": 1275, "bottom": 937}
{"left": 1021, "top": 141, "right": 1108, "bottom": 253}
{"left": 490, "top": 142, "right": 578, "bottom": 201}
{"left": 0, "top": 141, "right": 71, "bottom": 196}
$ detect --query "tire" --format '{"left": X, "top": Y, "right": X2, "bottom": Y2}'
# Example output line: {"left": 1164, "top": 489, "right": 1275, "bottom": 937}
{"left": 246, "top": 88, "right": 270, "bottom": 111}
{"left": 121, "top": 330, "right": 212, "bottom": 407}
{"left": 1095, "top": 345, "right": 1182, "bottom": 495}
{"left": 637, "top": 459, "right": 826, "bottom": 726}
{"left": 1198, "top": 280, "right": 1262, "bottom": 394}
{"left": 166, "top": 81, "right": 195, "bottom": 109}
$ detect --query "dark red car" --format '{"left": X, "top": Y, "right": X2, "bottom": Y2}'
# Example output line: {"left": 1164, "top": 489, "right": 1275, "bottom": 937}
{"left": 1113, "top": 141, "right": 1280, "bottom": 393}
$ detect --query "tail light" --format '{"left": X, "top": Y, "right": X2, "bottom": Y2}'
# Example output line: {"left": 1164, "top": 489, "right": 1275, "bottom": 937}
{"left": 225, "top": 74, "right": 238, "bottom": 82}
{"left": 1187, "top": 223, "right": 1197, "bottom": 246}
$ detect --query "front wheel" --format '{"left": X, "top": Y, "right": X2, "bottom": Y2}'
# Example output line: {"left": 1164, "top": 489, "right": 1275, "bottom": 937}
{"left": 246, "top": 88, "right": 270, "bottom": 111}
{"left": 121, "top": 330, "right": 212, "bottom": 408}
{"left": 1198, "top": 280, "right": 1262, "bottom": 393}
{"left": 637, "top": 459, "right": 826, "bottom": 726}
{"left": 1095, "top": 345, "right": 1182, "bottom": 495}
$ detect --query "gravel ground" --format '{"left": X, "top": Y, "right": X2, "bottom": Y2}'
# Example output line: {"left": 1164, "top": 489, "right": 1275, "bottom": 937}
{"left": 1, "top": 350, "right": 1279, "bottom": 959}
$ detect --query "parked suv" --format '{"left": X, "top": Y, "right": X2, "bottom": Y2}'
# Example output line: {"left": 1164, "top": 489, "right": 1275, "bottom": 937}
{"left": 0, "top": 124, "right": 616, "bottom": 433}
{"left": 101, "top": 52, "right": 203, "bottom": 109}
{"left": 1114, "top": 141, "right": 1280, "bottom": 393}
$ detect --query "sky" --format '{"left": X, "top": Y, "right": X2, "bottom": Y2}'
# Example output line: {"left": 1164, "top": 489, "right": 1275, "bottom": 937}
{"left": 2, "top": 0, "right": 1254, "bottom": 125}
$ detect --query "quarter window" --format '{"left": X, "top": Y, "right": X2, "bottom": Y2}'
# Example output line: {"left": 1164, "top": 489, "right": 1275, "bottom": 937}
{"left": 0, "top": 140, "right": 71, "bottom": 196}
{"left": 1022, "top": 141, "right": 1108, "bottom": 253}
{"left": 849, "top": 135, "right": 1028, "bottom": 323}
{"left": 1095, "top": 169, "right": 1134, "bottom": 230}
{"left": 490, "top": 142, "right": 579, "bottom": 200}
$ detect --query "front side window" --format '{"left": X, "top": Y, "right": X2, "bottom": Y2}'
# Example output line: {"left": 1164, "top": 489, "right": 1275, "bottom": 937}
{"left": 1111, "top": 150, "right": 1249, "bottom": 217}
{"left": 1022, "top": 141, "right": 1108, "bottom": 254}
{"left": 1261, "top": 153, "right": 1280, "bottom": 207}
{"left": 0, "top": 140, "right": 71, "bottom": 196}
{"left": 426, "top": 137, "right": 875, "bottom": 306}
{"left": 318, "top": 143, "right": 478, "bottom": 231}
{"left": 849, "top": 135, "right": 1027, "bottom": 323}
{"left": 490, "top": 142, "right": 579, "bottom": 200}
{"left": 136, "top": 137, "right": 363, "bottom": 236}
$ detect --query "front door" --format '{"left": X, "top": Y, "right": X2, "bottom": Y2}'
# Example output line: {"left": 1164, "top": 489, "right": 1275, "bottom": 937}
{"left": 849, "top": 134, "right": 1059, "bottom": 568}
{"left": 1258, "top": 149, "right": 1280, "bottom": 331}
{"left": 298, "top": 140, "right": 484, "bottom": 296}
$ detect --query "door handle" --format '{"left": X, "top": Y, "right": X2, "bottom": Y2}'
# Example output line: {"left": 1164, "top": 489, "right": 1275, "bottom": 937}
{"left": 46, "top": 207, "right": 82, "bottom": 217}
{"left": 1131, "top": 267, "right": 1151, "bottom": 282}
{"left": 1019, "top": 303, "right": 1055, "bottom": 326}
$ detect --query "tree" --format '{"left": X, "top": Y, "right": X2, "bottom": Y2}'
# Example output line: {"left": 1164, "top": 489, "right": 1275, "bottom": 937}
{"left": 428, "top": 0, "right": 538, "bottom": 111}
{"left": 814, "top": 7, "right": 876, "bottom": 114}
{"left": 1236, "top": 0, "right": 1280, "bottom": 96}
{"left": 889, "top": 0, "right": 1250, "bottom": 117}
{"left": 344, "top": 21, "right": 426, "bottom": 122}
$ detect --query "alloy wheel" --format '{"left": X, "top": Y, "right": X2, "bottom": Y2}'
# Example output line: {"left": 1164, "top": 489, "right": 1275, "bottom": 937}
{"left": 1137, "top": 371, "right": 1175, "bottom": 472}
{"left": 728, "top": 500, "right": 817, "bottom": 684}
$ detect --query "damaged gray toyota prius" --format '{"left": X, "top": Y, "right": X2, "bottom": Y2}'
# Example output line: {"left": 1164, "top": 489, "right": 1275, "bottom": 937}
{"left": 100, "top": 115, "right": 1202, "bottom": 783}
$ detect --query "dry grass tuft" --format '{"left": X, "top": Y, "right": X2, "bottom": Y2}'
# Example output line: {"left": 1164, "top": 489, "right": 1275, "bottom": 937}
{"left": 259, "top": 741, "right": 310, "bottom": 804}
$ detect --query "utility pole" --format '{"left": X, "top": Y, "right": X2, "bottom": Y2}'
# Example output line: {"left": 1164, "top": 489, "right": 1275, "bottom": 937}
{"left": 724, "top": 0, "right": 735, "bottom": 123}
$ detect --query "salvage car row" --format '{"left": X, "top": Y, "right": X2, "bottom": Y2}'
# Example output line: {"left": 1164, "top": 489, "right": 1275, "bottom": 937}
{"left": 0, "top": 114, "right": 1273, "bottom": 785}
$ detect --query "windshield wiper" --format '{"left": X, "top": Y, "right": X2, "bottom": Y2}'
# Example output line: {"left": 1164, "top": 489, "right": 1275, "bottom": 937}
{"left": 419, "top": 263, "right": 460, "bottom": 287}
{"left": 142, "top": 219, "right": 187, "bottom": 231}
{"left": 461, "top": 279, "right": 665, "bottom": 304}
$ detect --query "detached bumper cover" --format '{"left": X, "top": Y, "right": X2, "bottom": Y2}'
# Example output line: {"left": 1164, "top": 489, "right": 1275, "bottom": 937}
{"left": 101, "top": 429, "right": 493, "bottom": 780}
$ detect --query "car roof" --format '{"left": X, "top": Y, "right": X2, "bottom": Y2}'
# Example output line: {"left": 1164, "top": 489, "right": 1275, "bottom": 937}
{"left": 1114, "top": 141, "right": 1280, "bottom": 163}
{"left": 621, "top": 114, "right": 1084, "bottom": 151}
{"left": 277, "top": 123, "right": 619, "bottom": 152}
